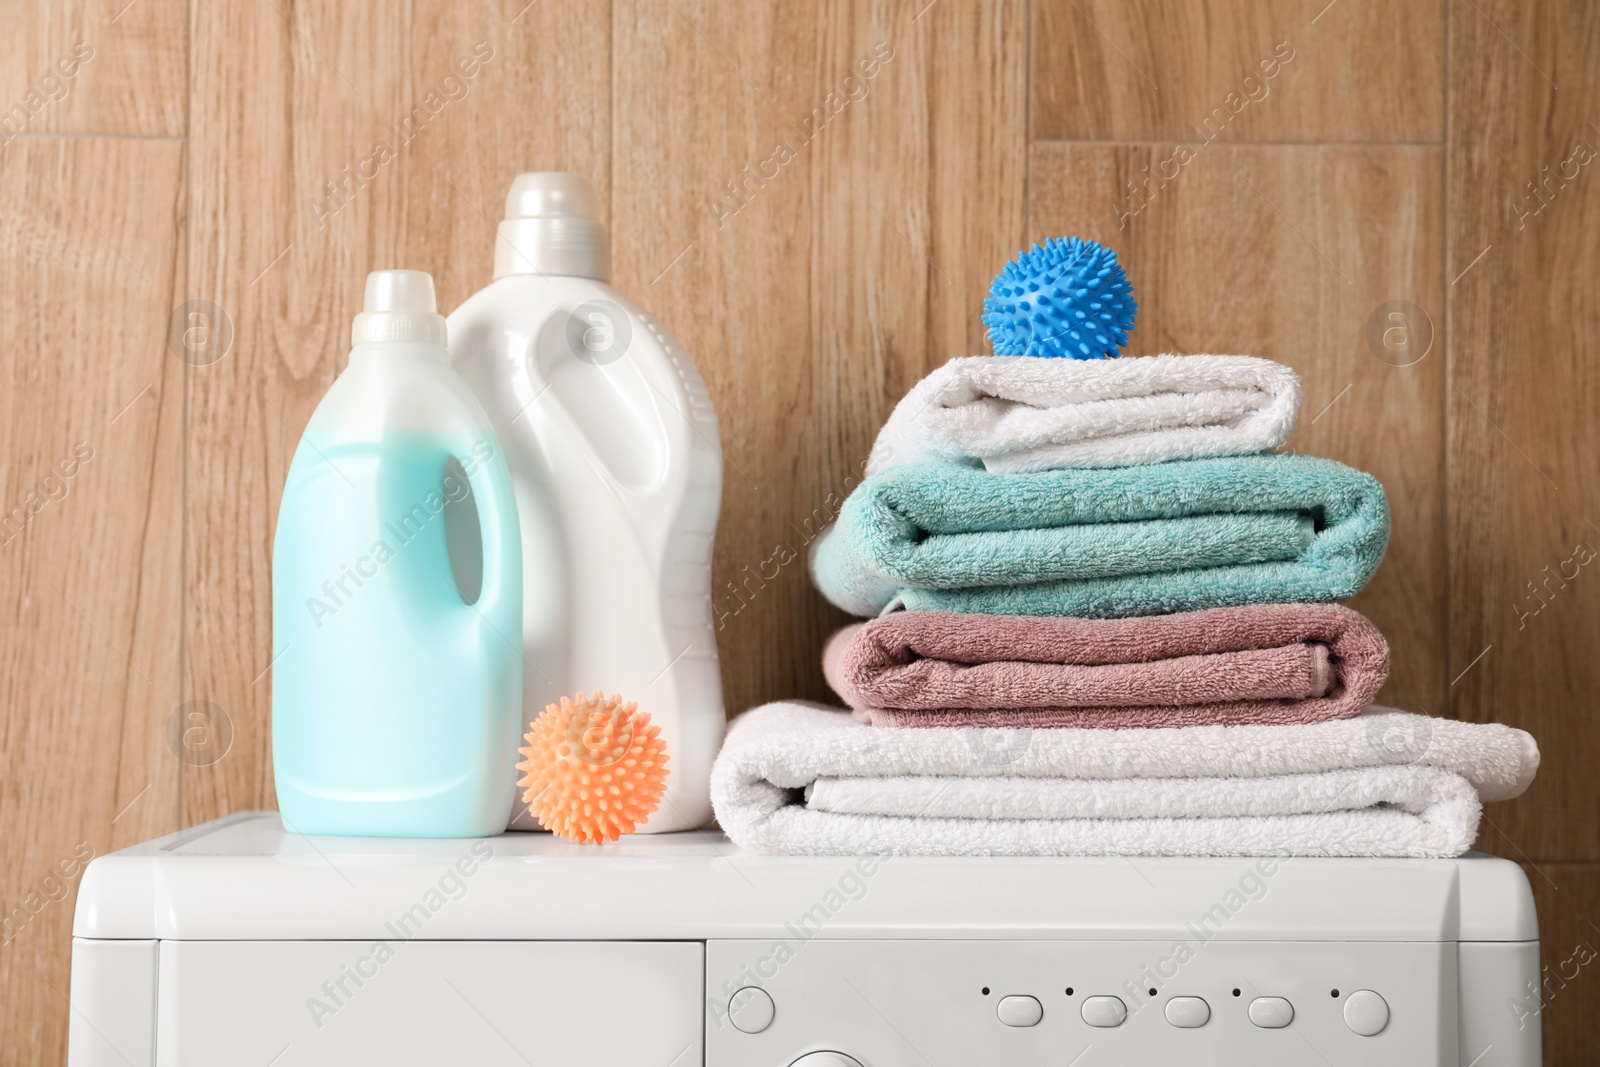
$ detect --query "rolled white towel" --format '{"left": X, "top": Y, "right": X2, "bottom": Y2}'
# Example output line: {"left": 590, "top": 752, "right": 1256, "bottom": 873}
{"left": 710, "top": 702, "right": 1539, "bottom": 858}
{"left": 867, "top": 354, "right": 1302, "bottom": 474}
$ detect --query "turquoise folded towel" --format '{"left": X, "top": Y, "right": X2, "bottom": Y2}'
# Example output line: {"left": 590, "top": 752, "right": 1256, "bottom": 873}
{"left": 809, "top": 454, "right": 1389, "bottom": 618}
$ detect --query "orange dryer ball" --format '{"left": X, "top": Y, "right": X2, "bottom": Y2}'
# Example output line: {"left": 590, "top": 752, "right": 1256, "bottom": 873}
{"left": 516, "top": 693, "right": 670, "bottom": 844}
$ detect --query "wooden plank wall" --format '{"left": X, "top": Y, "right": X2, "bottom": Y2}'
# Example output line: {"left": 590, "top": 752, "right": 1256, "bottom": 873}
{"left": 0, "top": 0, "right": 1594, "bottom": 1062}
{"left": 0, "top": 0, "right": 189, "bottom": 1059}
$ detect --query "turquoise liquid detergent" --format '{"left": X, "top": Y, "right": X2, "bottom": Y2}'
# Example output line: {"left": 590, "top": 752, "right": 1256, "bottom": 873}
{"left": 272, "top": 271, "right": 522, "bottom": 837}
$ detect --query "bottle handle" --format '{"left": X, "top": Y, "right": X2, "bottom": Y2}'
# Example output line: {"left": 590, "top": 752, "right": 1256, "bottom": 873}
{"left": 456, "top": 434, "right": 522, "bottom": 629}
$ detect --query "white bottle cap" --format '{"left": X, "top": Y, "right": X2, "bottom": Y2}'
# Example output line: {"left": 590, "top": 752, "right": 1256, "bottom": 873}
{"left": 493, "top": 172, "right": 610, "bottom": 282}
{"left": 351, "top": 270, "right": 448, "bottom": 346}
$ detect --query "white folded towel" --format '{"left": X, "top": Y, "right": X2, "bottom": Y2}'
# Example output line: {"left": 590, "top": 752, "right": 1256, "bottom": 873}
{"left": 866, "top": 354, "right": 1303, "bottom": 475}
{"left": 711, "top": 702, "right": 1539, "bottom": 858}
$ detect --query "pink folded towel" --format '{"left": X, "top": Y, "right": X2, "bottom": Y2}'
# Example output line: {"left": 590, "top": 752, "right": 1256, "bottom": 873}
{"left": 823, "top": 604, "right": 1388, "bottom": 729}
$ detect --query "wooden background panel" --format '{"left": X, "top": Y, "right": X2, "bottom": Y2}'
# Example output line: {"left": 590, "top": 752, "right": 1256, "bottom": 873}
{"left": 422, "top": 0, "right": 613, "bottom": 310}
{"left": 0, "top": 137, "right": 184, "bottom": 1066}
{"left": 184, "top": 0, "right": 612, "bottom": 822}
{"left": 0, "top": 0, "right": 185, "bottom": 138}
{"left": 1447, "top": 0, "right": 1600, "bottom": 862}
{"left": 1522, "top": 864, "right": 1600, "bottom": 1066}
{"left": 612, "top": 0, "right": 1027, "bottom": 713}
{"left": 1031, "top": 0, "right": 1445, "bottom": 143}
{"left": 1029, "top": 143, "right": 1446, "bottom": 713}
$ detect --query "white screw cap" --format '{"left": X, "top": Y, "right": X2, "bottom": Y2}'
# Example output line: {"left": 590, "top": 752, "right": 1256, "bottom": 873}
{"left": 351, "top": 270, "right": 447, "bottom": 347}
{"left": 494, "top": 172, "right": 610, "bottom": 281}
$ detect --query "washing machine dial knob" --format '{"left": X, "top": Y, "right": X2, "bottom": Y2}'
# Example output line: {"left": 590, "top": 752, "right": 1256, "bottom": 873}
{"left": 789, "top": 1054, "right": 865, "bottom": 1067}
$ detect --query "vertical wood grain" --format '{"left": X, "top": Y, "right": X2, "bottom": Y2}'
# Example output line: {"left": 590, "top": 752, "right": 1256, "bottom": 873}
{"left": 0, "top": 0, "right": 186, "bottom": 139}
{"left": 1030, "top": 0, "right": 1445, "bottom": 143}
{"left": 1522, "top": 864, "right": 1600, "bottom": 1066}
{"left": 0, "top": 136, "right": 184, "bottom": 1066}
{"left": 184, "top": 0, "right": 611, "bottom": 823}
{"left": 1447, "top": 0, "right": 1600, "bottom": 867}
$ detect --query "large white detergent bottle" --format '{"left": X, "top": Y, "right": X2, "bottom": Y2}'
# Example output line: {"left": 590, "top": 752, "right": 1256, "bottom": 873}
{"left": 448, "top": 173, "right": 725, "bottom": 833}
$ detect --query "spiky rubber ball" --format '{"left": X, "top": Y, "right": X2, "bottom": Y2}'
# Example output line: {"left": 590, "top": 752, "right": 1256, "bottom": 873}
{"left": 516, "top": 692, "right": 669, "bottom": 844}
{"left": 982, "top": 236, "right": 1137, "bottom": 359}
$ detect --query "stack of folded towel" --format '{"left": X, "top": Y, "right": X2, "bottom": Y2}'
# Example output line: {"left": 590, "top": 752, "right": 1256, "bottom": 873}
{"left": 712, "top": 701, "right": 1538, "bottom": 857}
{"left": 711, "top": 350, "right": 1538, "bottom": 858}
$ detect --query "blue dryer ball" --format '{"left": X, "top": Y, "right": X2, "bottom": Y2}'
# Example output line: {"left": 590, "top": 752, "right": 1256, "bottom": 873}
{"left": 982, "top": 236, "right": 1137, "bottom": 359}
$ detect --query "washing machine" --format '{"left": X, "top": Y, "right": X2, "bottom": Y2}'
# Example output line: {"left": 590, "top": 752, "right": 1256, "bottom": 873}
{"left": 68, "top": 811, "right": 1541, "bottom": 1066}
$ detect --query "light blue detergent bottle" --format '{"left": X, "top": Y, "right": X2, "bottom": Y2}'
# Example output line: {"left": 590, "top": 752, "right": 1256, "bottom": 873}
{"left": 272, "top": 270, "right": 523, "bottom": 837}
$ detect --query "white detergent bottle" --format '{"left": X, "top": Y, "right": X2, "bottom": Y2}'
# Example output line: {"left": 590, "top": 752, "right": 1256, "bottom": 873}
{"left": 448, "top": 173, "right": 725, "bottom": 833}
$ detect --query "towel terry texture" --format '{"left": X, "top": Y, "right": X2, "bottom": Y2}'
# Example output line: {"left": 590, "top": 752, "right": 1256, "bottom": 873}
{"left": 822, "top": 603, "right": 1388, "bottom": 729}
{"left": 866, "top": 354, "right": 1303, "bottom": 475}
{"left": 710, "top": 702, "right": 1539, "bottom": 858}
{"left": 809, "top": 453, "right": 1390, "bottom": 618}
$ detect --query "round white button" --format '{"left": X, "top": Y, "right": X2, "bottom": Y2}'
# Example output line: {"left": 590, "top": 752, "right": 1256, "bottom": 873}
{"left": 788, "top": 1055, "right": 864, "bottom": 1067}
{"left": 1164, "top": 996, "right": 1210, "bottom": 1027}
{"left": 1343, "top": 989, "right": 1389, "bottom": 1036}
{"left": 996, "top": 994, "right": 1043, "bottom": 1027}
{"left": 1081, "top": 995, "right": 1127, "bottom": 1028}
{"left": 729, "top": 986, "right": 775, "bottom": 1034}
{"left": 1248, "top": 996, "right": 1294, "bottom": 1028}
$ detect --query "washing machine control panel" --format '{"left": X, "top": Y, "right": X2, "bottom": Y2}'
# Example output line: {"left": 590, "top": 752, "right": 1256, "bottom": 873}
{"left": 706, "top": 939, "right": 1455, "bottom": 1066}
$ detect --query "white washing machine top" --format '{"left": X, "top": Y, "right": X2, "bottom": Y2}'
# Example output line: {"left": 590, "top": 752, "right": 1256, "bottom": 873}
{"left": 68, "top": 813, "right": 1544, "bottom": 1066}
{"left": 74, "top": 810, "right": 1536, "bottom": 943}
